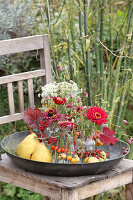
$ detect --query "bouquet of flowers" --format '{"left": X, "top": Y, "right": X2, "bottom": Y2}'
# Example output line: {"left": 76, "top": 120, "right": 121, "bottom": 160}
{"left": 23, "top": 81, "right": 118, "bottom": 164}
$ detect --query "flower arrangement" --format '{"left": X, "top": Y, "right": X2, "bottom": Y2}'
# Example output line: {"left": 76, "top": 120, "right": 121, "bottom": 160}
{"left": 23, "top": 81, "right": 118, "bottom": 164}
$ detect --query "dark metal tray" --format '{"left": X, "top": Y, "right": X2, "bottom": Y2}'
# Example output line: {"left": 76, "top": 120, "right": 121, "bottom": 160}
{"left": 1, "top": 131, "right": 130, "bottom": 176}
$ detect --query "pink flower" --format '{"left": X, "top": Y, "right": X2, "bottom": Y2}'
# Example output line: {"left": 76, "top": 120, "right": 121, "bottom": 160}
{"left": 58, "top": 65, "right": 62, "bottom": 71}
{"left": 43, "top": 111, "right": 50, "bottom": 119}
{"left": 84, "top": 92, "right": 88, "bottom": 98}
{"left": 128, "top": 138, "right": 133, "bottom": 145}
{"left": 46, "top": 96, "right": 50, "bottom": 100}
{"left": 66, "top": 102, "right": 73, "bottom": 108}
{"left": 100, "top": 127, "right": 117, "bottom": 145}
{"left": 65, "top": 97, "right": 68, "bottom": 101}
{"left": 78, "top": 97, "right": 82, "bottom": 102}
{"left": 58, "top": 114, "right": 67, "bottom": 121}
{"left": 58, "top": 121, "right": 73, "bottom": 129}
{"left": 123, "top": 120, "right": 128, "bottom": 125}
{"left": 75, "top": 106, "right": 84, "bottom": 112}
{"left": 128, "top": 140, "right": 132, "bottom": 145}
{"left": 51, "top": 114, "right": 61, "bottom": 122}
{"left": 69, "top": 93, "right": 73, "bottom": 98}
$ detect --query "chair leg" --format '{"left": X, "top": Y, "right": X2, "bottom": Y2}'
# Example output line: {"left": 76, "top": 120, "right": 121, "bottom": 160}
{"left": 125, "top": 183, "right": 133, "bottom": 200}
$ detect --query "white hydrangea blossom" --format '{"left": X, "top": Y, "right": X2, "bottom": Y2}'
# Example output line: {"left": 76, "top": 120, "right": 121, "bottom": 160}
{"left": 40, "top": 81, "right": 82, "bottom": 104}
{"left": 41, "top": 82, "right": 58, "bottom": 98}
{"left": 57, "top": 81, "right": 80, "bottom": 98}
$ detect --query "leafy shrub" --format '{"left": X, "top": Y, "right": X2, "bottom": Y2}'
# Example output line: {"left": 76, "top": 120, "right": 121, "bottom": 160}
{"left": 0, "top": 182, "right": 43, "bottom": 200}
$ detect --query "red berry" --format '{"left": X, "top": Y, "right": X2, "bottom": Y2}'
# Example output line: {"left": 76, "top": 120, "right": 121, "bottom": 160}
{"left": 61, "top": 148, "right": 65, "bottom": 153}
{"left": 54, "top": 146, "right": 58, "bottom": 151}
{"left": 93, "top": 136, "right": 96, "bottom": 141}
{"left": 52, "top": 145, "right": 55, "bottom": 150}
{"left": 57, "top": 148, "right": 61, "bottom": 153}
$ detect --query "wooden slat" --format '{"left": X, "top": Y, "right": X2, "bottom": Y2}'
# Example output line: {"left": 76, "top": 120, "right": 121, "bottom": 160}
{"left": 0, "top": 113, "right": 24, "bottom": 125}
{"left": 0, "top": 69, "right": 45, "bottom": 85}
{"left": 40, "top": 35, "right": 52, "bottom": 84}
{"left": 40, "top": 50, "right": 46, "bottom": 86}
{"left": 0, "top": 154, "right": 62, "bottom": 200}
{"left": 0, "top": 35, "right": 47, "bottom": 55}
{"left": 27, "top": 79, "right": 34, "bottom": 108}
{"left": 17, "top": 81, "right": 24, "bottom": 113}
{"left": 77, "top": 171, "right": 133, "bottom": 199}
{"left": 7, "top": 83, "right": 15, "bottom": 115}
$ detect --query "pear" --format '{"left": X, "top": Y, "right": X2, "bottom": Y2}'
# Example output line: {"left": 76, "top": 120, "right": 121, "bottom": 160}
{"left": 99, "top": 150, "right": 106, "bottom": 160}
{"left": 84, "top": 156, "right": 99, "bottom": 163}
{"left": 98, "top": 157, "right": 104, "bottom": 162}
{"left": 16, "top": 133, "right": 39, "bottom": 159}
{"left": 31, "top": 142, "right": 53, "bottom": 163}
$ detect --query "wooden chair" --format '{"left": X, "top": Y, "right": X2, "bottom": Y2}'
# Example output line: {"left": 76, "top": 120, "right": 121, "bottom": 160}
{"left": 0, "top": 35, "right": 133, "bottom": 200}
{"left": 0, "top": 35, "right": 52, "bottom": 126}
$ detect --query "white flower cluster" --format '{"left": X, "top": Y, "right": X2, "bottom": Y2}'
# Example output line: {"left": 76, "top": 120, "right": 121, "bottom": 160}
{"left": 40, "top": 81, "right": 81, "bottom": 104}
{"left": 41, "top": 82, "right": 58, "bottom": 99}
{"left": 57, "top": 81, "right": 80, "bottom": 98}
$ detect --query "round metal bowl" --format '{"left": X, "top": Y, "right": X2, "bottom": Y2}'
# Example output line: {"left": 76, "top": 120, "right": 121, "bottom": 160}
{"left": 1, "top": 131, "right": 130, "bottom": 176}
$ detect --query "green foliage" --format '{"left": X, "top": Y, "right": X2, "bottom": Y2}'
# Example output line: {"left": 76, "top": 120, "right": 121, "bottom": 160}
{"left": 0, "top": 0, "right": 39, "bottom": 40}
{"left": 94, "top": 186, "right": 125, "bottom": 200}
{"left": 33, "top": 0, "right": 133, "bottom": 141}
{"left": 0, "top": 0, "right": 132, "bottom": 199}
{"left": 0, "top": 183, "right": 43, "bottom": 200}
{"left": 127, "top": 143, "right": 133, "bottom": 160}
{"left": 0, "top": 0, "right": 41, "bottom": 78}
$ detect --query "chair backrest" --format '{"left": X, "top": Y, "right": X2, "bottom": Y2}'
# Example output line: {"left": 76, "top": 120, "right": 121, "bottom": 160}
{"left": 0, "top": 35, "right": 52, "bottom": 125}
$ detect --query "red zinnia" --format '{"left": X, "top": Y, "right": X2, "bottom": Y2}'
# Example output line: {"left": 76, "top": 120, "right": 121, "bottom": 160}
{"left": 53, "top": 97, "right": 67, "bottom": 105}
{"left": 87, "top": 107, "right": 107, "bottom": 125}
{"left": 100, "top": 127, "right": 117, "bottom": 145}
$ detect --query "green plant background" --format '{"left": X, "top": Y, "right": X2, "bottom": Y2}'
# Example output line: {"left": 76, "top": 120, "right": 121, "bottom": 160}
{"left": 0, "top": 0, "right": 132, "bottom": 199}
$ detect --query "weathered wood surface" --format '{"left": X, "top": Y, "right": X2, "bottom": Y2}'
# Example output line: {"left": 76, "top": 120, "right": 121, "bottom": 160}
{"left": 0, "top": 113, "right": 24, "bottom": 125}
{"left": 0, "top": 35, "right": 48, "bottom": 55}
{"left": 77, "top": 171, "right": 132, "bottom": 199}
{"left": 125, "top": 183, "right": 133, "bottom": 200}
{"left": 41, "top": 35, "right": 52, "bottom": 84}
{"left": 17, "top": 81, "right": 24, "bottom": 113}
{"left": 27, "top": 79, "right": 34, "bottom": 108}
{"left": 0, "top": 69, "right": 45, "bottom": 125}
{"left": 61, "top": 189, "right": 79, "bottom": 200}
{"left": 0, "top": 154, "right": 133, "bottom": 199}
{"left": 0, "top": 154, "right": 133, "bottom": 190}
{"left": 0, "top": 69, "right": 45, "bottom": 85}
{"left": 7, "top": 82, "right": 15, "bottom": 115}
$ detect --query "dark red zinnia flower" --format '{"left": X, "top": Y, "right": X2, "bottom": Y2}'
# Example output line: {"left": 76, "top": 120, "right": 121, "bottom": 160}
{"left": 45, "top": 107, "right": 57, "bottom": 117}
{"left": 100, "top": 127, "right": 117, "bottom": 145}
{"left": 87, "top": 107, "right": 107, "bottom": 125}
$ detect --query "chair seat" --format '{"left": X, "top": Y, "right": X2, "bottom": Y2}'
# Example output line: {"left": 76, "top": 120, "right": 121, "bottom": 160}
{"left": 0, "top": 154, "right": 133, "bottom": 200}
